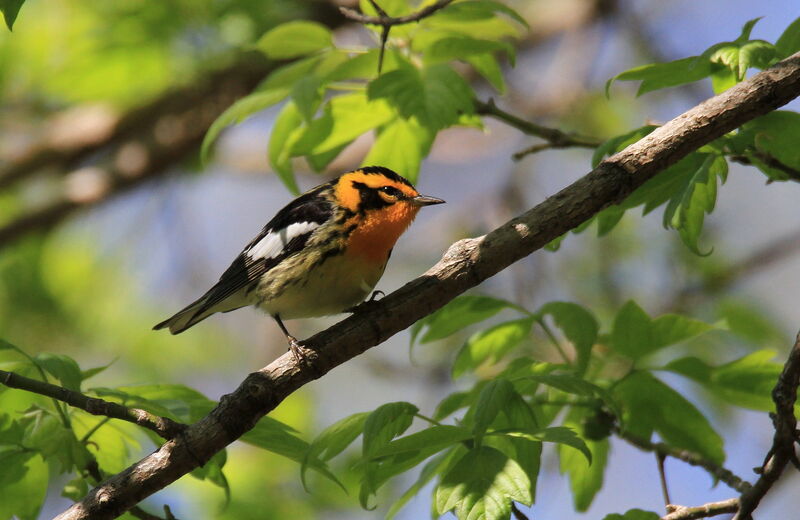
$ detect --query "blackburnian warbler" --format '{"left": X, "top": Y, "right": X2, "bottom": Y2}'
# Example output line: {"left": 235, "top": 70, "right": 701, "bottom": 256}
{"left": 153, "top": 166, "right": 444, "bottom": 357}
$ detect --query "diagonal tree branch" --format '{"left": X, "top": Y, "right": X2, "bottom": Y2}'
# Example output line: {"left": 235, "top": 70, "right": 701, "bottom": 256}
{"left": 0, "top": 369, "right": 185, "bottom": 440}
{"left": 55, "top": 52, "right": 800, "bottom": 520}
{"left": 733, "top": 331, "right": 800, "bottom": 519}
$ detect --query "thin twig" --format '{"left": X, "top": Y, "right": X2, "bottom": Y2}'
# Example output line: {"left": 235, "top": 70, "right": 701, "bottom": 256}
{"left": 734, "top": 332, "right": 800, "bottom": 519}
{"left": 511, "top": 502, "right": 531, "bottom": 520}
{"left": 0, "top": 369, "right": 186, "bottom": 439}
{"left": 614, "top": 426, "right": 751, "bottom": 493}
{"left": 730, "top": 152, "right": 800, "bottom": 183}
{"left": 475, "top": 98, "right": 600, "bottom": 154}
{"left": 339, "top": 0, "right": 455, "bottom": 26}
{"left": 662, "top": 498, "right": 739, "bottom": 520}
{"left": 657, "top": 452, "right": 672, "bottom": 507}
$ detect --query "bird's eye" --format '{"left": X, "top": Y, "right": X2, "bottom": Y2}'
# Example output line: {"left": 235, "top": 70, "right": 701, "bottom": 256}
{"left": 378, "top": 186, "right": 402, "bottom": 197}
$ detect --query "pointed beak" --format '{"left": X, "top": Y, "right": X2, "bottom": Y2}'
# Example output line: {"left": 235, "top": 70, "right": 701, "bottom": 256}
{"left": 411, "top": 194, "right": 445, "bottom": 207}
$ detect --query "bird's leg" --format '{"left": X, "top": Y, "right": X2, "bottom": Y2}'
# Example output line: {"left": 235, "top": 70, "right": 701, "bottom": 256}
{"left": 345, "top": 290, "right": 385, "bottom": 313}
{"left": 273, "top": 315, "right": 306, "bottom": 365}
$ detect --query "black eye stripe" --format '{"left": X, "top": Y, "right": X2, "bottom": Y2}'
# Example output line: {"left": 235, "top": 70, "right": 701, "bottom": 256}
{"left": 379, "top": 186, "right": 403, "bottom": 197}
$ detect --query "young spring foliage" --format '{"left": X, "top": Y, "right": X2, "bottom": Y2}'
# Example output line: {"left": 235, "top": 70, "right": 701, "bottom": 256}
{"left": 297, "top": 293, "right": 784, "bottom": 519}
{"left": 544, "top": 16, "right": 800, "bottom": 255}
{"left": 201, "top": 0, "right": 526, "bottom": 190}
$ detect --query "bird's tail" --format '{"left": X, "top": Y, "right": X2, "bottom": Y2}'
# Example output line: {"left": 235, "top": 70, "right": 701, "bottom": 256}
{"left": 153, "top": 294, "right": 217, "bottom": 335}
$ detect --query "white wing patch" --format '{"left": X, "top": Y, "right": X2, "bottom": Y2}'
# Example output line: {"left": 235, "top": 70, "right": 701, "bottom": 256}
{"left": 247, "top": 222, "right": 320, "bottom": 260}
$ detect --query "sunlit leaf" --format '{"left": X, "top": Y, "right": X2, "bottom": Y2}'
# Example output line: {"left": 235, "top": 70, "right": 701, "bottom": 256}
{"left": 560, "top": 435, "right": 609, "bottom": 511}
{"left": 435, "top": 446, "right": 532, "bottom": 520}
{"left": 362, "top": 117, "right": 434, "bottom": 183}
{"left": 452, "top": 317, "right": 534, "bottom": 378}
{"left": 538, "top": 302, "right": 598, "bottom": 375}
{"left": 606, "top": 57, "right": 710, "bottom": 97}
{"left": 201, "top": 88, "right": 289, "bottom": 163}
{"left": 472, "top": 378, "right": 515, "bottom": 445}
{"left": 0, "top": 452, "right": 46, "bottom": 520}
{"left": 34, "top": 353, "right": 82, "bottom": 391}
{"left": 291, "top": 92, "right": 393, "bottom": 156}
{"left": 300, "top": 412, "right": 368, "bottom": 489}
{"left": 614, "top": 372, "right": 724, "bottom": 464}
{"left": 367, "top": 63, "right": 474, "bottom": 131}
{"left": 776, "top": 16, "right": 800, "bottom": 58}
{"left": 362, "top": 402, "right": 418, "bottom": 458}
{"left": 418, "top": 295, "right": 519, "bottom": 344}
{"left": 370, "top": 425, "right": 472, "bottom": 459}
{"left": 387, "top": 449, "right": 460, "bottom": 520}
{"left": 256, "top": 21, "right": 333, "bottom": 59}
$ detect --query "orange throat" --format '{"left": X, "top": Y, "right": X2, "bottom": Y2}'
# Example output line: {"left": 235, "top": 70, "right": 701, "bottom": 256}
{"left": 345, "top": 203, "right": 420, "bottom": 262}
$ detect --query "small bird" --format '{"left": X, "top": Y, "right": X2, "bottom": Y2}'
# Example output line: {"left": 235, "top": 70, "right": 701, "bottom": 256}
{"left": 153, "top": 166, "right": 444, "bottom": 358}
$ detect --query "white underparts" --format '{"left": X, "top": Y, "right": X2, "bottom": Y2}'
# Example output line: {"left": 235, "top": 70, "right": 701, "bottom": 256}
{"left": 246, "top": 222, "right": 320, "bottom": 260}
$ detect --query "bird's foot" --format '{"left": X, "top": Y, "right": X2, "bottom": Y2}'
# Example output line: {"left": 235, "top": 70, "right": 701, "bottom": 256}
{"left": 346, "top": 290, "right": 385, "bottom": 313}
{"left": 286, "top": 336, "right": 324, "bottom": 378}
{"left": 287, "top": 336, "right": 306, "bottom": 364}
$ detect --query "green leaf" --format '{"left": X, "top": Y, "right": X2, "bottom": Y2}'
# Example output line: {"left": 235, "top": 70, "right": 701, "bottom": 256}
{"left": 201, "top": 88, "right": 289, "bottom": 163}
{"left": 370, "top": 425, "right": 472, "bottom": 459}
{"left": 96, "top": 383, "right": 214, "bottom": 422}
{"left": 425, "top": 36, "right": 513, "bottom": 64}
{"left": 191, "top": 449, "right": 230, "bottom": 503}
{"left": 267, "top": 101, "right": 304, "bottom": 194}
{"left": 452, "top": 317, "right": 534, "bottom": 378}
{"left": 466, "top": 53, "right": 505, "bottom": 92}
{"left": 560, "top": 436, "right": 609, "bottom": 511}
{"left": 606, "top": 57, "right": 711, "bottom": 97}
{"left": 740, "top": 111, "right": 800, "bottom": 174}
{"left": 614, "top": 371, "right": 724, "bottom": 464}
{"left": 538, "top": 302, "right": 598, "bottom": 375}
{"left": 431, "top": 0, "right": 528, "bottom": 28}
{"left": 291, "top": 76, "right": 323, "bottom": 123}
{"left": 418, "top": 295, "right": 517, "bottom": 343}
{"left": 80, "top": 360, "right": 114, "bottom": 382}
{"left": 610, "top": 301, "right": 653, "bottom": 359}
{"left": 256, "top": 21, "right": 333, "bottom": 59}
{"left": 603, "top": 509, "right": 660, "bottom": 520}
{"left": 650, "top": 314, "right": 714, "bottom": 350}
{"left": 324, "top": 50, "right": 381, "bottom": 82}
{"left": 665, "top": 351, "right": 782, "bottom": 411}
{"left": 0, "top": 452, "right": 46, "bottom": 520}
{"left": 362, "top": 117, "right": 433, "bottom": 184}
{"left": 362, "top": 402, "right": 419, "bottom": 458}
{"left": 434, "top": 391, "right": 473, "bottom": 421}
{"left": 300, "top": 412, "right": 368, "bottom": 489}
{"left": 663, "top": 153, "right": 727, "bottom": 254}
{"left": 291, "top": 92, "right": 394, "bottom": 156}
{"left": 387, "top": 450, "right": 459, "bottom": 520}
{"left": 776, "top": 17, "right": 800, "bottom": 58}
{"left": 435, "top": 446, "right": 532, "bottom": 520}
{"left": 472, "top": 378, "right": 515, "bottom": 445}
{"left": 717, "top": 299, "right": 786, "bottom": 346}
{"left": 34, "top": 353, "right": 83, "bottom": 391}
{"left": 498, "top": 426, "right": 591, "bottom": 463}
{"left": 367, "top": 63, "right": 474, "bottom": 131}
{"left": 0, "top": 0, "right": 25, "bottom": 30}
{"left": 359, "top": 0, "right": 410, "bottom": 17}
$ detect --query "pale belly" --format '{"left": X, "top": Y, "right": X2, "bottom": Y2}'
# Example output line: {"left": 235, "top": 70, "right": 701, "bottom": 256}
{"left": 255, "top": 253, "right": 386, "bottom": 319}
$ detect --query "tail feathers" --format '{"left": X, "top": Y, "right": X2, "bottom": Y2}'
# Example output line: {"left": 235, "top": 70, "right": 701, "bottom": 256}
{"left": 153, "top": 297, "right": 217, "bottom": 335}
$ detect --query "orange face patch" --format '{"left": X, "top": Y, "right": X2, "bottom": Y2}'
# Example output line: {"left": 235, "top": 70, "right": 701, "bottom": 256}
{"left": 344, "top": 202, "right": 421, "bottom": 262}
{"left": 335, "top": 170, "right": 423, "bottom": 262}
{"left": 335, "top": 170, "right": 419, "bottom": 212}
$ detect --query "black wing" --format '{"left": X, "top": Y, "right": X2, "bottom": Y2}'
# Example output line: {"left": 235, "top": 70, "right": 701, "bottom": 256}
{"left": 194, "top": 184, "right": 334, "bottom": 313}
